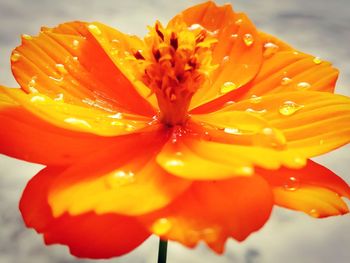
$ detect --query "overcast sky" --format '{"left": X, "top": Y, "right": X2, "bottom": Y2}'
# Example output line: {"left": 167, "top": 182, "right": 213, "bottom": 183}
{"left": 0, "top": 0, "right": 349, "bottom": 263}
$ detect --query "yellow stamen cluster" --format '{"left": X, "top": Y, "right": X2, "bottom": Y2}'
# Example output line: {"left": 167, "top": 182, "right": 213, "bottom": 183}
{"left": 135, "top": 21, "right": 218, "bottom": 125}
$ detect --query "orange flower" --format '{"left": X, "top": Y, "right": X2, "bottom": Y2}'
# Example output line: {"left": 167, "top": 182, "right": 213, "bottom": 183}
{"left": 1, "top": 1, "right": 350, "bottom": 259}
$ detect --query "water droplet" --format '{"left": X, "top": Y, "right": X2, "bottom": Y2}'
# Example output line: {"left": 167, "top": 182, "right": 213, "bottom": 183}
{"left": 230, "top": 33, "right": 238, "bottom": 39}
{"left": 243, "top": 33, "right": 254, "bottom": 46}
{"left": 222, "top": 56, "right": 230, "bottom": 64}
{"left": 188, "top": 24, "right": 204, "bottom": 31}
{"left": 223, "top": 100, "right": 235, "bottom": 108}
{"left": 253, "top": 127, "right": 286, "bottom": 148}
{"left": 11, "top": 52, "right": 21, "bottom": 62}
{"left": 22, "top": 34, "right": 32, "bottom": 40}
{"left": 165, "top": 159, "right": 184, "bottom": 167}
{"left": 53, "top": 93, "right": 64, "bottom": 101}
{"left": 245, "top": 108, "right": 267, "bottom": 114}
{"left": 235, "top": 19, "right": 243, "bottom": 25}
{"left": 223, "top": 127, "right": 240, "bottom": 135}
{"left": 281, "top": 77, "right": 292, "bottom": 86}
{"left": 220, "top": 81, "right": 237, "bottom": 94}
{"left": 72, "top": 39, "right": 79, "bottom": 49}
{"left": 152, "top": 218, "right": 172, "bottom": 236}
{"left": 105, "top": 170, "right": 135, "bottom": 189}
{"left": 56, "top": 64, "right": 68, "bottom": 74}
{"left": 49, "top": 76, "right": 63, "bottom": 82}
{"left": 263, "top": 42, "right": 279, "bottom": 58}
{"left": 297, "top": 82, "right": 311, "bottom": 89}
{"left": 279, "top": 101, "right": 304, "bottom": 116}
{"left": 109, "top": 112, "right": 123, "bottom": 119}
{"left": 249, "top": 95, "right": 262, "bottom": 104}
{"left": 64, "top": 117, "right": 92, "bottom": 128}
{"left": 313, "top": 57, "right": 322, "bottom": 65}
{"left": 284, "top": 176, "right": 300, "bottom": 191}
{"left": 309, "top": 209, "right": 320, "bottom": 218}
{"left": 30, "top": 95, "right": 46, "bottom": 103}
{"left": 88, "top": 24, "right": 102, "bottom": 35}
{"left": 28, "top": 77, "right": 39, "bottom": 93}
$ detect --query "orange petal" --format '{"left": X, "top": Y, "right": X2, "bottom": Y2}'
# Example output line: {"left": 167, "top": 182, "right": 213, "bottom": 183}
{"left": 237, "top": 51, "right": 338, "bottom": 100}
{"left": 87, "top": 22, "right": 159, "bottom": 109}
{"left": 48, "top": 131, "right": 191, "bottom": 217}
{"left": 0, "top": 88, "right": 139, "bottom": 165}
{"left": 171, "top": 1, "right": 263, "bottom": 108}
{"left": 224, "top": 91, "right": 350, "bottom": 158}
{"left": 259, "top": 160, "right": 350, "bottom": 217}
{"left": 1, "top": 86, "right": 154, "bottom": 136}
{"left": 140, "top": 175, "right": 273, "bottom": 253}
{"left": 20, "top": 167, "right": 150, "bottom": 259}
{"left": 11, "top": 21, "right": 155, "bottom": 116}
{"left": 192, "top": 44, "right": 338, "bottom": 115}
{"left": 156, "top": 124, "right": 304, "bottom": 180}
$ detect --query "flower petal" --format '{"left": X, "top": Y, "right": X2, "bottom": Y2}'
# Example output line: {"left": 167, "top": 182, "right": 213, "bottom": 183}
{"left": 259, "top": 160, "right": 350, "bottom": 217}
{"left": 86, "top": 22, "right": 159, "bottom": 109}
{"left": 224, "top": 91, "right": 350, "bottom": 158}
{"left": 0, "top": 88, "right": 136, "bottom": 165}
{"left": 11, "top": 21, "right": 155, "bottom": 116}
{"left": 20, "top": 167, "right": 150, "bottom": 259}
{"left": 140, "top": 175, "right": 273, "bottom": 253}
{"left": 156, "top": 120, "right": 305, "bottom": 180}
{"left": 1, "top": 86, "right": 154, "bottom": 136}
{"left": 171, "top": 1, "right": 263, "bottom": 108}
{"left": 191, "top": 38, "right": 338, "bottom": 114}
{"left": 48, "top": 131, "right": 191, "bottom": 217}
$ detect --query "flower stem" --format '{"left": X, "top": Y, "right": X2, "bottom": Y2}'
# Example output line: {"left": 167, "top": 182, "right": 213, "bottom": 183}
{"left": 157, "top": 239, "right": 168, "bottom": 263}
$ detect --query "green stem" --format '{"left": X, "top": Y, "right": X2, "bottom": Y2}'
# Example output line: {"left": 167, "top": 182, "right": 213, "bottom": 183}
{"left": 157, "top": 239, "right": 168, "bottom": 263}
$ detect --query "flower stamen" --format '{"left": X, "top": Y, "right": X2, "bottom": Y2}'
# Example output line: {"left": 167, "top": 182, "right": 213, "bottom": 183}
{"left": 135, "top": 21, "right": 218, "bottom": 125}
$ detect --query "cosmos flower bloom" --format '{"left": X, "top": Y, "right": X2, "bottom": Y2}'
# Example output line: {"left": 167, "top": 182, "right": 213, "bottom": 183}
{"left": 1, "top": 0, "right": 350, "bottom": 259}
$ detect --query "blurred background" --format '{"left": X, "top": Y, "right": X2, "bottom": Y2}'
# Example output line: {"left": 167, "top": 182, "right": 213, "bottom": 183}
{"left": 0, "top": 0, "right": 349, "bottom": 262}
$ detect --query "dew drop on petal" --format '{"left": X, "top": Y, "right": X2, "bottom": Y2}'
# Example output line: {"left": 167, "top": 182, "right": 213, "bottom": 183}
{"left": 313, "top": 57, "right": 322, "bottom": 65}
{"left": 11, "top": 52, "right": 21, "bottom": 62}
{"left": 22, "top": 34, "right": 32, "bottom": 40}
{"left": 30, "top": 95, "right": 46, "bottom": 103}
{"left": 152, "top": 218, "right": 172, "bottom": 236}
{"left": 105, "top": 170, "right": 135, "bottom": 189}
{"left": 188, "top": 23, "right": 204, "bottom": 31}
{"left": 165, "top": 159, "right": 184, "bottom": 167}
{"left": 263, "top": 42, "right": 279, "bottom": 58}
{"left": 72, "top": 39, "right": 79, "bottom": 49}
{"left": 55, "top": 64, "right": 68, "bottom": 74}
{"left": 249, "top": 95, "right": 262, "bottom": 104}
{"left": 220, "top": 81, "right": 237, "bottom": 94}
{"left": 308, "top": 209, "right": 320, "bottom": 218}
{"left": 253, "top": 127, "right": 286, "bottom": 148}
{"left": 230, "top": 33, "right": 238, "bottom": 39}
{"left": 109, "top": 112, "right": 123, "bottom": 119}
{"left": 222, "top": 55, "right": 230, "bottom": 64}
{"left": 284, "top": 176, "right": 300, "bottom": 191}
{"left": 223, "top": 127, "right": 240, "bottom": 135}
{"left": 54, "top": 93, "right": 64, "bottom": 101}
{"left": 279, "top": 101, "right": 304, "bottom": 116}
{"left": 28, "top": 77, "right": 39, "bottom": 93}
{"left": 64, "top": 117, "right": 92, "bottom": 129}
{"left": 297, "top": 82, "right": 311, "bottom": 89}
{"left": 88, "top": 24, "right": 102, "bottom": 35}
{"left": 281, "top": 77, "right": 292, "bottom": 86}
{"left": 245, "top": 108, "right": 267, "bottom": 114}
{"left": 235, "top": 19, "right": 243, "bottom": 25}
{"left": 243, "top": 33, "right": 254, "bottom": 46}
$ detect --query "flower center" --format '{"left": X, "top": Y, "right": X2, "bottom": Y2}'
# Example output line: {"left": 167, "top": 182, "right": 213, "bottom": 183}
{"left": 134, "top": 21, "right": 218, "bottom": 125}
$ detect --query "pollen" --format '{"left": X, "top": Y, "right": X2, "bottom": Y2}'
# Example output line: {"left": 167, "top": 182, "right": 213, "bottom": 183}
{"left": 135, "top": 21, "right": 218, "bottom": 125}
